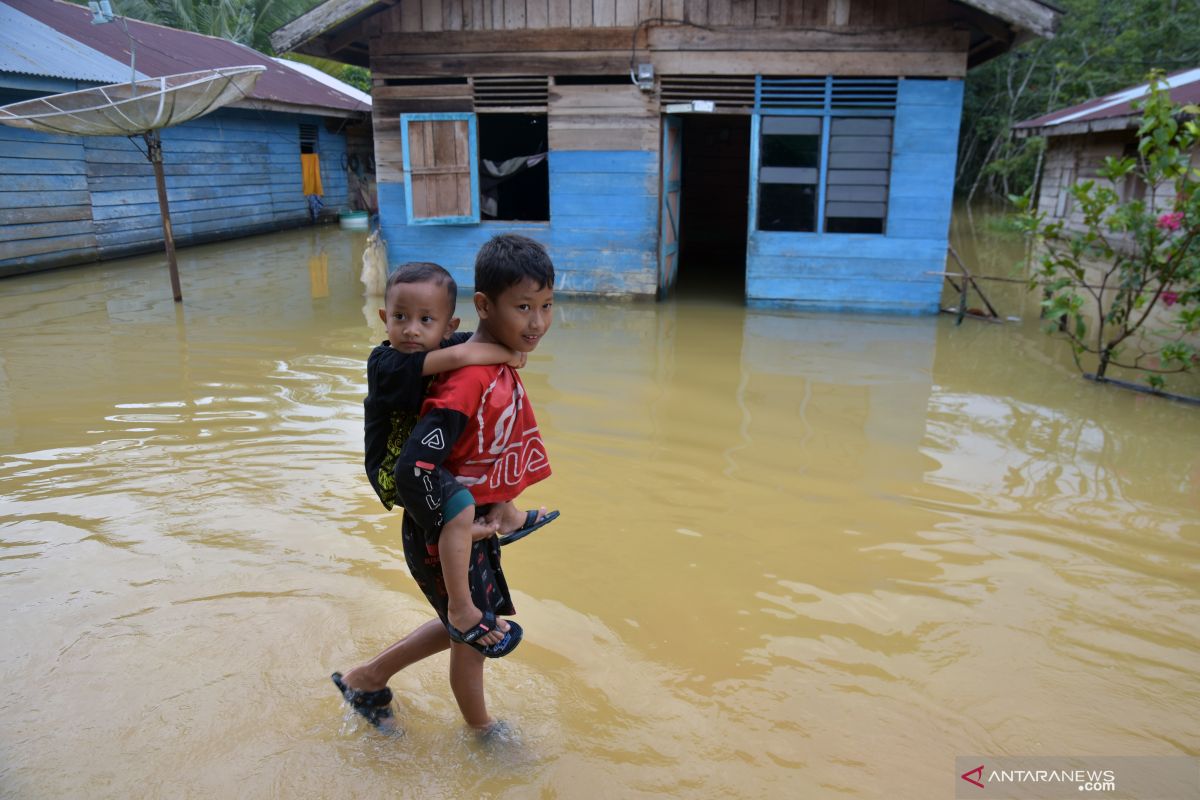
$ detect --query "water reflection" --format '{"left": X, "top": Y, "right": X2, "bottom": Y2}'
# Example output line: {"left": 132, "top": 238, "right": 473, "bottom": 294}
{"left": 0, "top": 224, "right": 1196, "bottom": 798}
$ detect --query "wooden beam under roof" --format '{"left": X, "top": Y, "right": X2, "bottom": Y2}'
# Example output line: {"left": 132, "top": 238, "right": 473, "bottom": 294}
{"left": 956, "top": 0, "right": 1059, "bottom": 39}
{"left": 270, "top": 0, "right": 393, "bottom": 55}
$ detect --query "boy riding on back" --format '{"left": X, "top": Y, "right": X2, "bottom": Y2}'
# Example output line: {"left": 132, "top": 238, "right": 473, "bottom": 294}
{"left": 333, "top": 243, "right": 557, "bottom": 732}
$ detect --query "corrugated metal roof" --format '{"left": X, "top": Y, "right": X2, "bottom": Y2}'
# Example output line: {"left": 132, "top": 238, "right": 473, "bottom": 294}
{"left": 0, "top": 3, "right": 147, "bottom": 84}
{"left": 1015, "top": 68, "right": 1200, "bottom": 137}
{"left": 3, "top": 0, "right": 369, "bottom": 115}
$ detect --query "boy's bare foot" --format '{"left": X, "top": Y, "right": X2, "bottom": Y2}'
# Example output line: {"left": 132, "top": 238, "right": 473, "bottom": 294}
{"left": 484, "top": 502, "right": 548, "bottom": 535}
{"left": 447, "top": 603, "right": 509, "bottom": 647}
{"left": 340, "top": 665, "right": 386, "bottom": 692}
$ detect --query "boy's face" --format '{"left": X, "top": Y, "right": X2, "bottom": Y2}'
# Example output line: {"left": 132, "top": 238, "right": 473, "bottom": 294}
{"left": 474, "top": 278, "right": 554, "bottom": 353}
{"left": 378, "top": 279, "right": 459, "bottom": 353}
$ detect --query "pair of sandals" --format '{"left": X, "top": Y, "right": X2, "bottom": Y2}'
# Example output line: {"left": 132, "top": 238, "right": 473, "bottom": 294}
{"left": 333, "top": 508, "right": 559, "bottom": 728}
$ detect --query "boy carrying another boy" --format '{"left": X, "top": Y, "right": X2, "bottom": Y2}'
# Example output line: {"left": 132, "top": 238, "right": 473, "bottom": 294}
{"left": 333, "top": 235, "right": 556, "bottom": 733}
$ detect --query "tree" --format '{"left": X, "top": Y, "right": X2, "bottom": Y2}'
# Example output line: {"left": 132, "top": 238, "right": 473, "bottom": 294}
{"left": 111, "top": 0, "right": 319, "bottom": 54}
{"left": 1015, "top": 74, "right": 1200, "bottom": 394}
{"left": 959, "top": 0, "right": 1200, "bottom": 202}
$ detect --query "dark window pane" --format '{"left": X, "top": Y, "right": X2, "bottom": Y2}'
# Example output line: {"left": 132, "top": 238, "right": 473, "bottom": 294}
{"left": 763, "top": 134, "right": 820, "bottom": 168}
{"left": 759, "top": 183, "right": 816, "bottom": 232}
{"left": 826, "top": 216, "right": 884, "bottom": 234}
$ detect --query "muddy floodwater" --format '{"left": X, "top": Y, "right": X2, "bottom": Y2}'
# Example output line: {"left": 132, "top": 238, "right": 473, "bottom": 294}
{"left": 1, "top": 223, "right": 1197, "bottom": 798}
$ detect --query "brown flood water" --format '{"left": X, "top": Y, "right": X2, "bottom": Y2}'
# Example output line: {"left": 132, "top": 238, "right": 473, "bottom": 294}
{"left": 1, "top": 222, "right": 1197, "bottom": 798}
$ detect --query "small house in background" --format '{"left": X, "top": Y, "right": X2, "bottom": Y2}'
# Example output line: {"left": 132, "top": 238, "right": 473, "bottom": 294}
{"left": 0, "top": 0, "right": 372, "bottom": 277}
{"left": 275, "top": 0, "right": 1059, "bottom": 312}
{"left": 1014, "top": 67, "right": 1200, "bottom": 230}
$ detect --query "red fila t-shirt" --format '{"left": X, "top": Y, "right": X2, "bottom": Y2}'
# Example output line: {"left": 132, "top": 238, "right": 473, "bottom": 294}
{"left": 420, "top": 364, "right": 551, "bottom": 504}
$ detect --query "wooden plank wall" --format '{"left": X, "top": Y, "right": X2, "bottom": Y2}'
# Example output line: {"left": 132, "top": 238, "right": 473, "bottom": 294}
{"left": 374, "top": 0, "right": 962, "bottom": 32}
{"left": 548, "top": 84, "right": 657, "bottom": 151}
{"left": 0, "top": 109, "right": 349, "bottom": 276}
{"left": 1037, "top": 132, "right": 1175, "bottom": 232}
{"left": 378, "top": 148, "right": 659, "bottom": 295}
{"left": 746, "top": 78, "right": 964, "bottom": 313}
{"left": 0, "top": 125, "right": 97, "bottom": 273}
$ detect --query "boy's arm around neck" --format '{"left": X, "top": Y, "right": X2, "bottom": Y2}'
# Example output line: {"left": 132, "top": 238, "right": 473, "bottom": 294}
{"left": 421, "top": 341, "right": 525, "bottom": 376}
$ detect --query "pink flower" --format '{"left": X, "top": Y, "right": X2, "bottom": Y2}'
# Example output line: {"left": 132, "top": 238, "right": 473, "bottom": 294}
{"left": 1161, "top": 290, "right": 1179, "bottom": 307}
{"left": 1156, "top": 211, "right": 1185, "bottom": 231}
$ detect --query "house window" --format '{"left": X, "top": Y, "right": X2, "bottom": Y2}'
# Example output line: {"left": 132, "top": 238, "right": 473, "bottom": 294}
{"left": 752, "top": 75, "right": 896, "bottom": 235}
{"left": 825, "top": 117, "right": 892, "bottom": 234}
{"left": 400, "top": 113, "right": 480, "bottom": 225}
{"left": 477, "top": 113, "right": 549, "bottom": 222}
{"left": 400, "top": 112, "right": 549, "bottom": 224}
{"left": 299, "top": 123, "right": 318, "bottom": 154}
{"left": 755, "top": 115, "right": 893, "bottom": 234}
{"left": 758, "top": 116, "right": 821, "bottom": 231}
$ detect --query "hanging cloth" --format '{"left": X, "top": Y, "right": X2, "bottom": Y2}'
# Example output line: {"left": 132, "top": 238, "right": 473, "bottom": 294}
{"left": 301, "top": 153, "right": 324, "bottom": 196}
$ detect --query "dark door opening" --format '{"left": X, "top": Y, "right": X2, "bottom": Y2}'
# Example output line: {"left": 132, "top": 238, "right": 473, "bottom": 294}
{"left": 676, "top": 114, "right": 750, "bottom": 300}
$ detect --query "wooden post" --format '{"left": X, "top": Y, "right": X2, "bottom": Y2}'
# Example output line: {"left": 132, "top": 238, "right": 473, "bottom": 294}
{"left": 144, "top": 130, "right": 182, "bottom": 303}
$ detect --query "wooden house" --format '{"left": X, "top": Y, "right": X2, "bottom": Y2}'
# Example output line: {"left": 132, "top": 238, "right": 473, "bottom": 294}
{"left": 0, "top": 0, "right": 371, "bottom": 277}
{"left": 274, "top": 0, "right": 1059, "bottom": 311}
{"left": 1014, "top": 67, "right": 1200, "bottom": 231}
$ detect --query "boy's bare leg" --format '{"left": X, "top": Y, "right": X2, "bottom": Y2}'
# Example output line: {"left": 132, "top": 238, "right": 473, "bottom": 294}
{"left": 341, "top": 618, "right": 449, "bottom": 691}
{"left": 442, "top": 506, "right": 507, "bottom": 646}
{"left": 448, "top": 640, "right": 494, "bottom": 729}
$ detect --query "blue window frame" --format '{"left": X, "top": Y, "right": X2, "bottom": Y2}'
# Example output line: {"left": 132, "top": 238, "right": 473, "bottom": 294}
{"left": 400, "top": 112, "right": 480, "bottom": 225}
{"left": 749, "top": 77, "right": 896, "bottom": 235}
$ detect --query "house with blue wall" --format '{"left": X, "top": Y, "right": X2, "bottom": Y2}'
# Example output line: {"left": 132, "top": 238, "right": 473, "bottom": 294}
{"left": 0, "top": 0, "right": 371, "bottom": 277}
{"left": 275, "top": 0, "right": 1059, "bottom": 312}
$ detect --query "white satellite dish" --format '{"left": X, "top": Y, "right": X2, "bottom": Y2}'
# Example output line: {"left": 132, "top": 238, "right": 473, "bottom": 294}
{"left": 0, "top": 66, "right": 266, "bottom": 301}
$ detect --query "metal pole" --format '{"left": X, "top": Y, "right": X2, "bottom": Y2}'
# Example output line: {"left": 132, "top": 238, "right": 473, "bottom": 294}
{"left": 144, "top": 130, "right": 182, "bottom": 302}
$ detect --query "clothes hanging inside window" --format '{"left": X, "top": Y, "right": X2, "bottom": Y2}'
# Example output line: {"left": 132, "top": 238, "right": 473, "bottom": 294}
{"left": 480, "top": 153, "right": 547, "bottom": 217}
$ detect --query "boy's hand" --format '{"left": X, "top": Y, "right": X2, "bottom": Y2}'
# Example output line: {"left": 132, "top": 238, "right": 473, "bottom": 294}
{"left": 469, "top": 515, "right": 501, "bottom": 541}
{"left": 506, "top": 350, "right": 527, "bottom": 369}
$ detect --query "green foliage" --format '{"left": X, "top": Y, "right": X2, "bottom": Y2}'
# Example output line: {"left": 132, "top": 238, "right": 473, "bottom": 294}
{"left": 1016, "top": 74, "right": 1200, "bottom": 392}
{"left": 960, "top": 0, "right": 1200, "bottom": 202}
{"left": 108, "top": 0, "right": 319, "bottom": 53}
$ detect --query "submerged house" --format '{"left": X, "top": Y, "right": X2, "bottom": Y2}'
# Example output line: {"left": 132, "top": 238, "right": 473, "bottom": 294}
{"left": 274, "top": 0, "right": 1059, "bottom": 311}
{"left": 0, "top": 0, "right": 371, "bottom": 277}
{"left": 1014, "top": 67, "right": 1200, "bottom": 231}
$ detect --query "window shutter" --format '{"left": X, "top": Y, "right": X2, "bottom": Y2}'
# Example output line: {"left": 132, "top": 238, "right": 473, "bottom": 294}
{"left": 400, "top": 113, "right": 480, "bottom": 225}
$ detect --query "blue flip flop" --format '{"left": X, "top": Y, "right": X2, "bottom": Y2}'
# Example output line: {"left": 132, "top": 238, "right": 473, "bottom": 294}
{"left": 498, "top": 509, "right": 560, "bottom": 547}
{"left": 446, "top": 609, "right": 523, "bottom": 658}
{"left": 331, "top": 672, "right": 395, "bottom": 728}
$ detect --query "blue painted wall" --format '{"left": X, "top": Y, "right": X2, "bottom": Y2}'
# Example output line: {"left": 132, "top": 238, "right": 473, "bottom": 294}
{"left": 378, "top": 149, "right": 658, "bottom": 295}
{"left": 0, "top": 104, "right": 350, "bottom": 276}
{"left": 746, "top": 78, "right": 963, "bottom": 313}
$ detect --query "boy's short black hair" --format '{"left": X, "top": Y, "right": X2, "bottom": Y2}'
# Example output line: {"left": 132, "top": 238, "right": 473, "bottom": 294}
{"left": 474, "top": 234, "right": 555, "bottom": 299}
{"left": 385, "top": 262, "right": 457, "bottom": 311}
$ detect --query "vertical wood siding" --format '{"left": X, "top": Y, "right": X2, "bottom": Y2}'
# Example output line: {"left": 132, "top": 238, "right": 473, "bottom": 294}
{"left": 745, "top": 77, "right": 963, "bottom": 313}
{"left": 0, "top": 109, "right": 350, "bottom": 276}
{"left": 385, "top": 0, "right": 960, "bottom": 31}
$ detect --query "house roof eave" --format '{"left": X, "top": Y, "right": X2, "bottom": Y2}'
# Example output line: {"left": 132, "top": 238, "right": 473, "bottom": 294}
{"left": 956, "top": 0, "right": 1061, "bottom": 40}
{"left": 270, "top": 0, "right": 391, "bottom": 57}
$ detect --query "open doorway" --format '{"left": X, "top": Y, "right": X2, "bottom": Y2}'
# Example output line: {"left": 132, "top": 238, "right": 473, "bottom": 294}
{"left": 676, "top": 114, "right": 750, "bottom": 300}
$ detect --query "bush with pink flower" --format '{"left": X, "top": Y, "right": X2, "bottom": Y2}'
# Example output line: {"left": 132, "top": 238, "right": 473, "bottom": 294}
{"left": 1015, "top": 72, "right": 1200, "bottom": 395}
